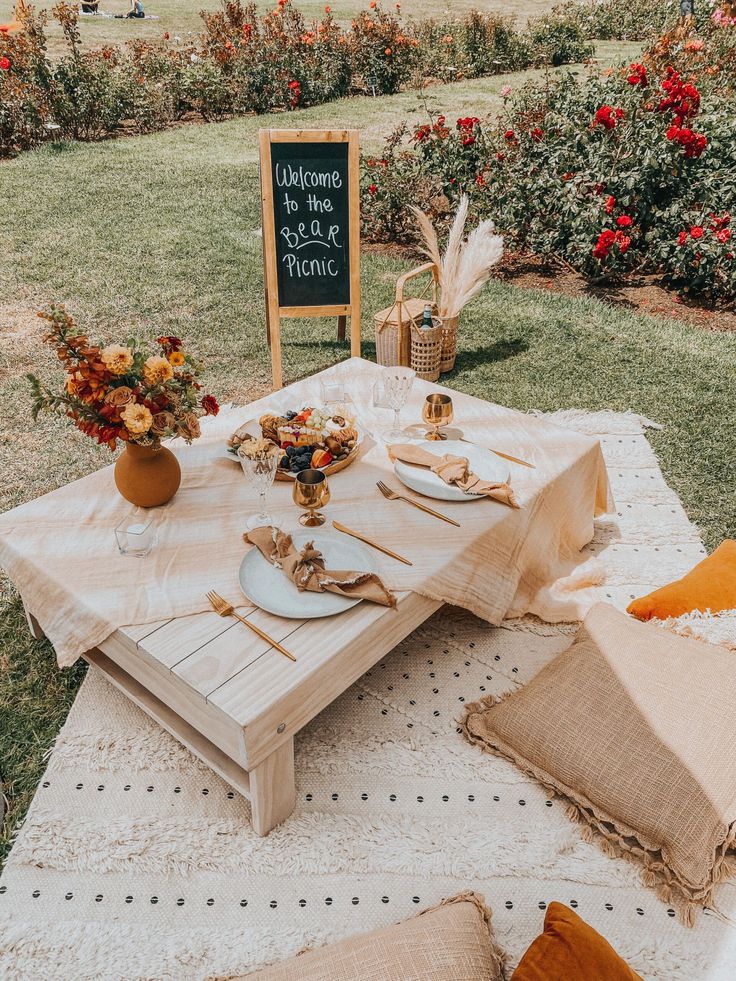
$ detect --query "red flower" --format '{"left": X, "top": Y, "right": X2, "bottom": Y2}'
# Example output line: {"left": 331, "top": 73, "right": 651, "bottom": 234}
{"left": 616, "top": 215, "right": 632, "bottom": 228}
{"left": 163, "top": 31, "right": 170, "bottom": 39}
{"left": 677, "top": 230, "right": 688, "bottom": 246}
{"left": 368, "top": 183, "right": 377, "bottom": 195}
{"left": 627, "top": 62, "right": 647, "bottom": 87}
{"left": 716, "top": 229, "right": 732, "bottom": 243}
{"left": 711, "top": 212, "right": 731, "bottom": 230}
{"left": 201, "top": 394, "right": 219, "bottom": 416}
{"left": 593, "top": 105, "right": 624, "bottom": 130}
{"left": 495, "top": 152, "right": 506, "bottom": 162}
{"left": 615, "top": 230, "right": 631, "bottom": 254}
{"left": 0, "top": 56, "right": 9, "bottom": 71}
{"left": 157, "top": 335, "right": 183, "bottom": 350}
{"left": 530, "top": 127, "right": 543, "bottom": 142}
{"left": 659, "top": 68, "right": 700, "bottom": 124}
{"left": 690, "top": 226, "right": 704, "bottom": 239}
{"left": 414, "top": 124, "right": 431, "bottom": 142}
{"left": 461, "top": 136, "right": 476, "bottom": 147}
{"left": 604, "top": 195, "right": 616, "bottom": 214}
{"left": 503, "top": 129, "right": 517, "bottom": 143}
{"left": 288, "top": 80, "right": 300, "bottom": 90}
{"left": 666, "top": 124, "right": 707, "bottom": 158}
{"left": 593, "top": 229, "right": 616, "bottom": 259}
{"left": 475, "top": 173, "right": 485, "bottom": 186}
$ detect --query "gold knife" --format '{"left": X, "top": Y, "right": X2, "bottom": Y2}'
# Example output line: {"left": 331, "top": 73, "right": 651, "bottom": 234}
{"left": 458, "top": 436, "right": 536, "bottom": 469}
{"left": 332, "top": 520, "right": 413, "bottom": 566}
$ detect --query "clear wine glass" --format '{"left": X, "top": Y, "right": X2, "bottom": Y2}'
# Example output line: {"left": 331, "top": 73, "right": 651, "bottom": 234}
{"left": 382, "top": 367, "right": 416, "bottom": 443}
{"left": 238, "top": 448, "right": 279, "bottom": 531}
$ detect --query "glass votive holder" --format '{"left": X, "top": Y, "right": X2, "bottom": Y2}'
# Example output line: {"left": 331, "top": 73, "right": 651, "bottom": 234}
{"left": 115, "top": 510, "right": 158, "bottom": 557}
{"left": 320, "top": 376, "right": 347, "bottom": 405}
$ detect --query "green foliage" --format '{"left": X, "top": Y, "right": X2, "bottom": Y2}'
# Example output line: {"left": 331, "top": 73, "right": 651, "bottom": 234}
{"left": 553, "top": 0, "right": 680, "bottom": 41}
{"left": 361, "top": 26, "right": 736, "bottom": 304}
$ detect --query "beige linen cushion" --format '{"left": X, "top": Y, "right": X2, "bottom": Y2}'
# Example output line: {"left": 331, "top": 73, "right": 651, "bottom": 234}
{"left": 462, "top": 603, "right": 736, "bottom": 924}
{"left": 237, "top": 892, "right": 506, "bottom": 980}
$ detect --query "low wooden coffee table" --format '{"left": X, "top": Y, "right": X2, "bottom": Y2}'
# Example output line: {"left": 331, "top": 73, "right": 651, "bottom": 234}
{"left": 25, "top": 590, "right": 440, "bottom": 836}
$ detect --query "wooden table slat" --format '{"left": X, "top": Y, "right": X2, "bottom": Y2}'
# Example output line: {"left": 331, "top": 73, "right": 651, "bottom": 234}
{"left": 132, "top": 610, "right": 237, "bottom": 669}
{"left": 172, "top": 608, "right": 307, "bottom": 699}
{"left": 209, "top": 590, "right": 417, "bottom": 725}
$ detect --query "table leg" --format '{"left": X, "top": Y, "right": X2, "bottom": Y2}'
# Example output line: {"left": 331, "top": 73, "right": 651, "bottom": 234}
{"left": 22, "top": 600, "right": 45, "bottom": 640}
{"left": 249, "top": 737, "right": 296, "bottom": 836}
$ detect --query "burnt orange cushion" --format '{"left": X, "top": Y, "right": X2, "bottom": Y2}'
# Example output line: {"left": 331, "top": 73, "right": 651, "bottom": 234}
{"left": 627, "top": 540, "right": 736, "bottom": 621}
{"left": 511, "top": 903, "right": 642, "bottom": 981}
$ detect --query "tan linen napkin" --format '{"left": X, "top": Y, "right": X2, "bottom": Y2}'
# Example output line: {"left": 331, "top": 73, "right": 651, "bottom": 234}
{"left": 244, "top": 527, "right": 396, "bottom": 608}
{"left": 388, "top": 444, "right": 520, "bottom": 509}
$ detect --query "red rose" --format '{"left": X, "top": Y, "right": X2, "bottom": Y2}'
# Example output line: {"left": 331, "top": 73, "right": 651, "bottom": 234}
{"left": 495, "top": 152, "right": 505, "bottom": 162}
{"left": 627, "top": 63, "right": 647, "bottom": 87}
{"left": 616, "top": 215, "right": 632, "bottom": 228}
{"left": 0, "top": 56, "right": 10, "bottom": 71}
{"left": 690, "top": 226, "right": 704, "bottom": 239}
{"left": 677, "top": 230, "right": 688, "bottom": 246}
{"left": 716, "top": 229, "right": 732, "bottom": 243}
{"left": 593, "top": 105, "right": 623, "bottom": 130}
{"left": 475, "top": 173, "right": 485, "bottom": 186}
{"left": 592, "top": 229, "right": 616, "bottom": 260}
{"left": 503, "top": 129, "right": 516, "bottom": 142}
{"left": 288, "top": 80, "right": 300, "bottom": 90}
{"left": 368, "top": 183, "right": 377, "bottom": 195}
{"left": 201, "top": 394, "right": 219, "bottom": 416}
{"left": 604, "top": 195, "right": 616, "bottom": 214}
{"left": 530, "top": 127, "right": 543, "bottom": 142}
{"left": 616, "top": 233, "right": 631, "bottom": 255}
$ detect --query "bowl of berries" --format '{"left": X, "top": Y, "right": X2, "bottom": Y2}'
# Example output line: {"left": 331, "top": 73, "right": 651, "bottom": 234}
{"left": 227, "top": 406, "right": 361, "bottom": 480}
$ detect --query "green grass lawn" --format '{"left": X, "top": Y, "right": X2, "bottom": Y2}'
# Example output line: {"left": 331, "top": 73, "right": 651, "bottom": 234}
{"left": 1, "top": 0, "right": 560, "bottom": 58}
{"left": 2, "top": 58, "right": 735, "bottom": 866}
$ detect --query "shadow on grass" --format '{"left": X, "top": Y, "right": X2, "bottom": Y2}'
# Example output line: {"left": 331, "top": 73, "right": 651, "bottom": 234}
{"left": 452, "top": 337, "right": 529, "bottom": 374}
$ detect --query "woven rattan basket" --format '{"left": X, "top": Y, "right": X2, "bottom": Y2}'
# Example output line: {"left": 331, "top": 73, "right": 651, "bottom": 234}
{"left": 410, "top": 319, "right": 443, "bottom": 382}
{"left": 373, "top": 262, "right": 439, "bottom": 368}
{"left": 439, "top": 314, "right": 459, "bottom": 372}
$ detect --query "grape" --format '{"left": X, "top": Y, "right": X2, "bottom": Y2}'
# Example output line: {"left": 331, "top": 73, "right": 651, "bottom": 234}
{"left": 285, "top": 411, "right": 297, "bottom": 421}
{"left": 279, "top": 455, "right": 289, "bottom": 468}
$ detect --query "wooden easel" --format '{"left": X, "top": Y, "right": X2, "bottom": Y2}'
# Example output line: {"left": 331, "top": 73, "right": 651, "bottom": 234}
{"left": 260, "top": 129, "right": 361, "bottom": 390}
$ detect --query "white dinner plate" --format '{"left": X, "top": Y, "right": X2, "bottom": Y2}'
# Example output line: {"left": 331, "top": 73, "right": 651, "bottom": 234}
{"left": 394, "top": 439, "right": 510, "bottom": 502}
{"left": 239, "top": 529, "right": 379, "bottom": 619}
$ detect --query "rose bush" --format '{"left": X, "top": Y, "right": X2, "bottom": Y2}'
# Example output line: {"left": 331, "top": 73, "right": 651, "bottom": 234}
{"left": 362, "top": 23, "right": 736, "bottom": 304}
{"left": 0, "top": 0, "right": 598, "bottom": 158}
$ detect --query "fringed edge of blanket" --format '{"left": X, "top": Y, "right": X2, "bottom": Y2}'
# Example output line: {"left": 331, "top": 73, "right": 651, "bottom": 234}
{"left": 459, "top": 693, "right": 736, "bottom": 928}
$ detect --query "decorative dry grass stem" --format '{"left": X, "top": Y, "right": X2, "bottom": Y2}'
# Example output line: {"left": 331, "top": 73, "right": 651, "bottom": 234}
{"left": 412, "top": 196, "right": 504, "bottom": 319}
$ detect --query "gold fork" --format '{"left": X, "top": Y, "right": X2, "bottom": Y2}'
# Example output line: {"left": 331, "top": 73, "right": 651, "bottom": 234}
{"left": 376, "top": 480, "right": 461, "bottom": 527}
{"left": 206, "top": 590, "right": 296, "bottom": 662}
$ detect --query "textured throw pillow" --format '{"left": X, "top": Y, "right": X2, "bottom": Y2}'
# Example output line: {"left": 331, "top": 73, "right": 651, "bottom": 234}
{"left": 627, "top": 539, "right": 736, "bottom": 621}
{"left": 511, "top": 902, "right": 642, "bottom": 980}
{"left": 241, "top": 892, "right": 506, "bottom": 980}
{"left": 462, "top": 603, "right": 736, "bottom": 924}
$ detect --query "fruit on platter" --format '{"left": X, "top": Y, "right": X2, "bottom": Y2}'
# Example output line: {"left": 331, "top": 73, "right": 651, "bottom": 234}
{"left": 311, "top": 448, "right": 332, "bottom": 469}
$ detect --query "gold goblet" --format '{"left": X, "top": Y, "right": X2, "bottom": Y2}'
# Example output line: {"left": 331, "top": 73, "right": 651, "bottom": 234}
{"left": 293, "top": 469, "right": 331, "bottom": 527}
{"left": 422, "top": 393, "right": 454, "bottom": 440}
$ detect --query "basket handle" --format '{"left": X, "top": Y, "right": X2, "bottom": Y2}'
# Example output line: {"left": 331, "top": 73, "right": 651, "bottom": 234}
{"left": 396, "top": 262, "right": 439, "bottom": 306}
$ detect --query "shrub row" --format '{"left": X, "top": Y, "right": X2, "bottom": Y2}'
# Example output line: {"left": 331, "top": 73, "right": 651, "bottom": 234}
{"left": 361, "top": 20, "right": 736, "bottom": 305}
{"left": 1, "top": 0, "right": 593, "bottom": 158}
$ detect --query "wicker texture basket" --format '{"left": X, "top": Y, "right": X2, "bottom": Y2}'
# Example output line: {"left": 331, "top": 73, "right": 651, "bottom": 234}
{"left": 373, "top": 262, "right": 439, "bottom": 368}
{"left": 440, "top": 314, "right": 459, "bottom": 373}
{"left": 410, "top": 320, "right": 443, "bottom": 382}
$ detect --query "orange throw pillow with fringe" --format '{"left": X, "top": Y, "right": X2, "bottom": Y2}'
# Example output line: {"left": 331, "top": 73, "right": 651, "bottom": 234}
{"left": 627, "top": 540, "right": 736, "bottom": 621}
{"left": 511, "top": 903, "right": 642, "bottom": 981}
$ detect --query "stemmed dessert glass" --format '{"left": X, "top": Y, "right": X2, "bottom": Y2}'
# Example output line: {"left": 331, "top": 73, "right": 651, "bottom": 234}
{"left": 422, "top": 393, "right": 454, "bottom": 440}
{"left": 382, "top": 367, "right": 416, "bottom": 443}
{"left": 293, "top": 469, "right": 331, "bottom": 527}
{"left": 239, "top": 446, "right": 279, "bottom": 531}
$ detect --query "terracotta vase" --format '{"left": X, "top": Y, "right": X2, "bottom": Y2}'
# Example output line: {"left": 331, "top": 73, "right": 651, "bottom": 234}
{"left": 114, "top": 442, "right": 181, "bottom": 508}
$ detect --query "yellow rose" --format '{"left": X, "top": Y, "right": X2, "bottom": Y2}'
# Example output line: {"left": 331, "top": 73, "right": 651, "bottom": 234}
{"left": 100, "top": 344, "right": 134, "bottom": 376}
{"left": 143, "top": 355, "right": 174, "bottom": 387}
{"left": 168, "top": 351, "right": 186, "bottom": 367}
{"left": 121, "top": 402, "right": 153, "bottom": 435}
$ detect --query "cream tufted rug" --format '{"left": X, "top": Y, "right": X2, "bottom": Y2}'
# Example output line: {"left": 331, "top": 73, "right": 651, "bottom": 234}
{"left": 1, "top": 410, "right": 735, "bottom": 980}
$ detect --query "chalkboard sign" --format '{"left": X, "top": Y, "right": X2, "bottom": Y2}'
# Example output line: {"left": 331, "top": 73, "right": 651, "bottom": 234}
{"left": 270, "top": 141, "right": 351, "bottom": 308}
{"left": 259, "top": 129, "right": 361, "bottom": 389}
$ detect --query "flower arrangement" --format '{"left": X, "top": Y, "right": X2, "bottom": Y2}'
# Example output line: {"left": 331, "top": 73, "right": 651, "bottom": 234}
{"left": 28, "top": 305, "right": 219, "bottom": 451}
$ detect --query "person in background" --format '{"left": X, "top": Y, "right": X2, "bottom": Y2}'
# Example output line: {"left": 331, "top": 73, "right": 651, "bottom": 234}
{"left": 80, "top": 0, "right": 100, "bottom": 12}
{"left": 126, "top": 0, "right": 144, "bottom": 17}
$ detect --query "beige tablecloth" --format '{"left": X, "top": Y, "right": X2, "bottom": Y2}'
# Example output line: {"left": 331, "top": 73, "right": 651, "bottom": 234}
{"left": 0, "top": 359, "right": 613, "bottom": 666}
